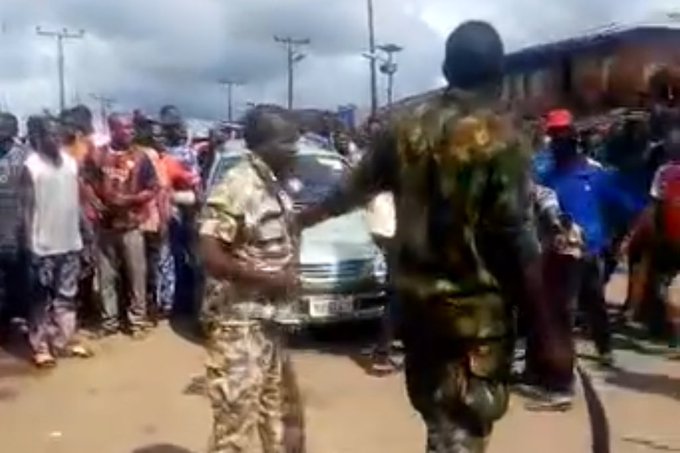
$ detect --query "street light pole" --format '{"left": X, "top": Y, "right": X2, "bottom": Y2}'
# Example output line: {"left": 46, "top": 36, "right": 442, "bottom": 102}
{"left": 219, "top": 79, "right": 243, "bottom": 122}
{"left": 274, "top": 36, "right": 310, "bottom": 109}
{"left": 367, "top": 0, "right": 378, "bottom": 116}
{"left": 377, "top": 44, "right": 403, "bottom": 107}
{"left": 36, "top": 27, "right": 85, "bottom": 113}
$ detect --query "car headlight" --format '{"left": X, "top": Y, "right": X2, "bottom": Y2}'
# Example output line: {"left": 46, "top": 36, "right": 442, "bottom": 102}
{"left": 373, "top": 253, "right": 388, "bottom": 282}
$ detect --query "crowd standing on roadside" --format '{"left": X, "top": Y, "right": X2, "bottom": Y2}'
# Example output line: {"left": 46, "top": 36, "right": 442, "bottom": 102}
{"left": 0, "top": 18, "right": 679, "bottom": 453}
{"left": 0, "top": 104, "right": 204, "bottom": 366}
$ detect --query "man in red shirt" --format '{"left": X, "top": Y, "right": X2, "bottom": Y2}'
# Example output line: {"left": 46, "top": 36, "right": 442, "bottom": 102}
{"left": 84, "top": 113, "right": 158, "bottom": 338}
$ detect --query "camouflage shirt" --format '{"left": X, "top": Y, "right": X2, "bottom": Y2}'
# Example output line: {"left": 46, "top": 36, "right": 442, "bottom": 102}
{"left": 199, "top": 152, "right": 297, "bottom": 325}
{"left": 319, "top": 89, "right": 539, "bottom": 336}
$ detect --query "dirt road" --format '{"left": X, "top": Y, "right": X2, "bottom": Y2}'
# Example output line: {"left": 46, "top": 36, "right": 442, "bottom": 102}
{"left": 0, "top": 273, "right": 679, "bottom": 452}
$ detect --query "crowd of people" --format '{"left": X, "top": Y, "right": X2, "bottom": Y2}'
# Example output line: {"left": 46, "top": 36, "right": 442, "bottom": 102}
{"left": 0, "top": 104, "right": 219, "bottom": 367}
{"left": 1, "top": 18, "right": 680, "bottom": 453}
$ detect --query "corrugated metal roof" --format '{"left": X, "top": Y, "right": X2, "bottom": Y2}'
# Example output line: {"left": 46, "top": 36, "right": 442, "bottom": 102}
{"left": 506, "top": 12, "right": 680, "bottom": 72}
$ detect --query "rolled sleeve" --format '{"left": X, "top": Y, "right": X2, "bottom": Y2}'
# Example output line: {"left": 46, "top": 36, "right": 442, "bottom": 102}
{"left": 198, "top": 175, "right": 246, "bottom": 244}
{"left": 198, "top": 206, "right": 238, "bottom": 243}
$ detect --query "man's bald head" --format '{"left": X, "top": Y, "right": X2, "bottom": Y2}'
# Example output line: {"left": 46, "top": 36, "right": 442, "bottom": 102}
{"left": 243, "top": 109, "right": 299, "bottom": 175}
{"left": 0, "top": 112, "right": 18, "bottom": 144}
{"left": 27, "top": 115, "right": 60, "bottom": 157}
{"left": 244, "top": 110, "right": 297, "bottom": 148}
{"left": 108, "top": 113, "right": 134, "bottom": 148}
{"left": 443, "top": 20, "right": 504, "bottom": 91}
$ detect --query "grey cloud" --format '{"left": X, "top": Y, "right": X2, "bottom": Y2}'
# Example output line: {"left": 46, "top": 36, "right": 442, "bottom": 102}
{"left": 0, "top": 0, "right": 675, "bottom": 122}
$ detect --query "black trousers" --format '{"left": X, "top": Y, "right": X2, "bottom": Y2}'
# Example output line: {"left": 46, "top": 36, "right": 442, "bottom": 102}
{"left": 562, "top": 254, "right": 613, "bottom": 356}
{"left": 577, "top": 255, "right": 613, "bottom": 356}
{"left": 0, "top": 250, "right": 29, "bottom": 330}
{"left": 144, "top": 231, "right": 162, "bottom": 318}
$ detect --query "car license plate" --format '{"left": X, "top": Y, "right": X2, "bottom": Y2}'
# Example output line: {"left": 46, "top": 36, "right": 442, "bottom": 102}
{"left": 309, "top": 297, "right": 354, "bottom": 318}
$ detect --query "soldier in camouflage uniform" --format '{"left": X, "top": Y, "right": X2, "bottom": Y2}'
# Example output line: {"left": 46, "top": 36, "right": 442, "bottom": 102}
{"left": 198, "top": 109, "right": 302, "bottom": 453}
{"left": 299, "top": 22, "right": 543, "bottom": 452}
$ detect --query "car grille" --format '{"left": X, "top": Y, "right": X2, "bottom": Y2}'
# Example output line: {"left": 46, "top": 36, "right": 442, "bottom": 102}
{"left": 300, "top": 259, "right": 372, "bottom": 285}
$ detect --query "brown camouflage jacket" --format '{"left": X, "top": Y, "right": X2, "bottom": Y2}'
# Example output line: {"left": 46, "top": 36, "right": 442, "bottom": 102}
{"left": 199, "top": 152, "right": 298, "bottom": 327}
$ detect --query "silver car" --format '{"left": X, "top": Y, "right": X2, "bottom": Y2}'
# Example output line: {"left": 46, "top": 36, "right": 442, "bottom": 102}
{"left": 207, "top": 138, "right": 387, "bottom": 327}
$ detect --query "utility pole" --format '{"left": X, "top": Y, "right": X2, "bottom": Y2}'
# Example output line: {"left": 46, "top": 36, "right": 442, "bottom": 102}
{"left": 36, "top": 26, "right": 85, "bottom": 113}
{"left": 274, "top": 36, "right": 310, "bottom": 110}
{"left": 367, "top": 0, "right": 378, "bottom": 116}
{"left": 377, "top": 44, "right": 403, "bottom": 107}
{"left": 90, "top": 93, "right": 115, "bottom": 130}
{"left": 218, "top": 79, "right": 244, "bottom": 122}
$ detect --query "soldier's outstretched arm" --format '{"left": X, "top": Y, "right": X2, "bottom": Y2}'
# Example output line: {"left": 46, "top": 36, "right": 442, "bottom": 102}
{"left": 297, "top": 129, "right": 397, "bottom": 229}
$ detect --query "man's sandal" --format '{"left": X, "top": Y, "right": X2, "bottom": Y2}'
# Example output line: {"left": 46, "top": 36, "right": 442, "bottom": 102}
{"left": 33, "top": 353, "right": 57, "bottom": 368}
{"left": 59, "top": 344, "right": 94, "bottom": 359}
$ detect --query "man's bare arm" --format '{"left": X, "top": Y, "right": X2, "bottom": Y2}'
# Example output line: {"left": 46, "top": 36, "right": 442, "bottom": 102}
{"left": 298, "top": 129, "right": 397, "bottom": 229}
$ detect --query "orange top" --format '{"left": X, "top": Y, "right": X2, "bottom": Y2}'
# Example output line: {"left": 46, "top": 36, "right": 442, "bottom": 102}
{"left": 161, "top": 154, "right": 196, "bottom": 190}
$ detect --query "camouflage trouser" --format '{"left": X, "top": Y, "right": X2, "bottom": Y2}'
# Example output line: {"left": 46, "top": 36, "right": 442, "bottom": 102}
{"left": 205, "top": 320, "right": 285, "bottom": 453}
{"left": 401, "top": 294, "right": 511, "bottom": 453}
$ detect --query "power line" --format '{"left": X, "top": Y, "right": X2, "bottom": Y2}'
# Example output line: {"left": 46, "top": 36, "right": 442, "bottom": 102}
{"left": 36, "top": 26, "right": 85, "bottom": 113}
{"left": 218, "top": 79, "right": 244, "bottom": 123}
{"left": 274, "top": 36, "right": 310, "bottom": 110}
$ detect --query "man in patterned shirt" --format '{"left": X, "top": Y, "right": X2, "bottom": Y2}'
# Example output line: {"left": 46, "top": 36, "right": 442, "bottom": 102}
{"left": 84, "top": 113, "right": 159, "bottom": 337}
{"left": 199, "top": 109, "right": 303, "bottom": 453}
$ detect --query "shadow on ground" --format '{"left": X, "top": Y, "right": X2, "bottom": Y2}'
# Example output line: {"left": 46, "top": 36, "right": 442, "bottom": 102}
{"left": 605, "top": 368, "right": 680, "bottom": 401}
{"left": 132, "top": 445, "right": 194, "bottom": 453}
{"left": 622, "top": 437, "right": 680, "bottom": 452}
{"left": 168, "top": 315, "right": 205, "bottom": 346}
{"left": 0, "top": 328, "right": 34, "bottom": 378}
{"left": 287, "top": 321, "right": 396, "bottom": 376}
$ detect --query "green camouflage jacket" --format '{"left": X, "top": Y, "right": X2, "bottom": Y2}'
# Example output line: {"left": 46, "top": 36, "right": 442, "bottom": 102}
{"left": 319, "top": 88, "right": 540, "bottom": 337}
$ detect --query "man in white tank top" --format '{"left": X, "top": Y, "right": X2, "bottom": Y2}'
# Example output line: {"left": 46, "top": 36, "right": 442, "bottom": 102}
{"left": 20, "top": 116, "right": 91, "bottom": 367}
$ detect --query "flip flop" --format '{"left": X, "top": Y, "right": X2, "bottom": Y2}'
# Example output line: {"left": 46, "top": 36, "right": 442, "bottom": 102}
{"left": 33, "top": 353, "right": 57, "bottom": 368}
{"left": 60, "top": 344, "right": 94, "bottom": 359}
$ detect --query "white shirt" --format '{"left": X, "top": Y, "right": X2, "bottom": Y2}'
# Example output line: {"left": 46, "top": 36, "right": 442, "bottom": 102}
{"left": 24, "top": 151, "right": 82, "bottom": 256}
{"left": 365, "top": 192, "right": 396, "bottom": 239}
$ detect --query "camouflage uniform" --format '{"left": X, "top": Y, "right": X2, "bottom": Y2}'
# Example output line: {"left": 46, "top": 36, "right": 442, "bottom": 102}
{"left": 318, "top": 89, "right": 538, "bottom": 452}
{"left": 199, "top": 152, "right": 298, "bottom": 453}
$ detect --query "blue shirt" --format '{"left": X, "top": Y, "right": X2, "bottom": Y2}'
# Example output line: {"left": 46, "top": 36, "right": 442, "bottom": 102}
{"left": 532, "top": 148, "right": 554, "bottom": 176}
{"left": 600, "top": 168, "right": 650, "bottom": 234}
{"left": 538, "top": 158, "right": 639, "bottom": 255}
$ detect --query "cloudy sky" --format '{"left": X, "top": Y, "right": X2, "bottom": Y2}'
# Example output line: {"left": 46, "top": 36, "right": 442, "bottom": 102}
{"left": 0, "top": 0, "right": 677, "bottom": 122}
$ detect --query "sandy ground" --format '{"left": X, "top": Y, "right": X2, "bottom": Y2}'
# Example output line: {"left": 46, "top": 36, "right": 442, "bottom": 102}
{"left": 0, "top": 274, "right": 679, "bottom": 453}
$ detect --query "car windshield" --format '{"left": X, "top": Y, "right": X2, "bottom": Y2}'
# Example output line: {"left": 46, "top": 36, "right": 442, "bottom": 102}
{"left": 210, "top": 152, "right": 346, "bottom": 205}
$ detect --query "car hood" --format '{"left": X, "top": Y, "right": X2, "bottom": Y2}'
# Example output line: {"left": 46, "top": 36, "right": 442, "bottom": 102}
{"left": 300, "top": 210, "right": 378, "bottom": 264}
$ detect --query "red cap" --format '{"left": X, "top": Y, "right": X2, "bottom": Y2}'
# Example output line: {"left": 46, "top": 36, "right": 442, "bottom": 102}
{"left": 545, "top": 109, "right": 574, "bottom": 130}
